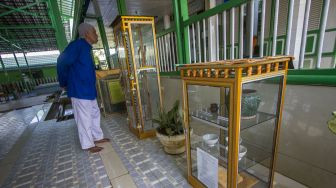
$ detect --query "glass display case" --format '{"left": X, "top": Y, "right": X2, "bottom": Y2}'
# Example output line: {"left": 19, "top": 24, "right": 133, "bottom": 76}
{"left": 178, "top": 56, "right": 293, "bottom": 188}
{"left": 112, "top": 16, "right": 162, "bottom": 139}
{"left": 96, "top": 69, "right": 125, "bottom": 116}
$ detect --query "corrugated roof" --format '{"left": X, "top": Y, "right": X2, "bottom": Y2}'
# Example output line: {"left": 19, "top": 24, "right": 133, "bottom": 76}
{"left": 0, "top": 0, "right": 74, "bottom": 54}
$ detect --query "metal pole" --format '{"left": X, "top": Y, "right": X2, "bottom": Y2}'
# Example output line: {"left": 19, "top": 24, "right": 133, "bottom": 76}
{"left": 0, "top": 54, "right": 9, "bottom": 82}
{"left": 167, "top": 33, "right": 172, "bottom": 71}
{"left": 203, "top": 19, "right": 207, "bottom": 61}
{"left": 162, "top": 37, "right": 167, "bottom": 71}
{"left": 159, "top": 37, "right": 163, "bottom": 71}
{"left": 166, "top": 34, "right": 171, "bottom": 71}
{"left": 260, "top": 0, "right": 266, "bottom": 57}
{"left": 216, "top": 15, "right": 219, "bottom": 61}
{"left": 158, "top": 38, "right": 163, "bottom": 71}
{"left": 187, "top": 26, "right": 191, "bottom": 64}
{"left": 285, "top": 0, "right": 294, "bottom": 55}
{"left": 181, "top": 0, "right": 190, "bottom": 64}
{"left": 208, "top": 17, "right": 213, "bottom": 61}
{"left": 197, "top": 21, "right": 201, "bottom": 62}
{"left": 230, "top": 8, "right": 235, "bottom": 60}
{"left": 47, "top": 0, "right": 68, "bottom": 52}
{"left": 12, "top": 52, "right": 25, "bottom": 92}
{"left": 316, "top": 0, "right": 330, "bottom": 68}
{"left": 223, "top": 11, "right": 227, "bottom": 60}
{"left": 192, "top": 23, "right": 196, "bottom": 63}
{"left": 239, "top": 4, "right": 244, "bottom": 59}
{"left": 171, "top": 32, "right": 176, "bottom": 69}
{"left": 116, "top": 0, "right": 127, "bottom": 15}
{"left": 249, "top": 1, "right": 254, "bottom": 58}
{"left": 92, "top": 0, "right": 112, "bottom": 69}
{"left": 298, "top": 0, "right": 311, "bottom": 69}
{"left": 172, "top": 0, "right": 188, "bottom": 64}
{"left": 22, "top": 52, "right": 33, "bottom": 78}
{"left": 272, "top": 0, "right": 279, "bottom": 56}
{"left": 12, "top": 52, "right": 22, "bottom": 74}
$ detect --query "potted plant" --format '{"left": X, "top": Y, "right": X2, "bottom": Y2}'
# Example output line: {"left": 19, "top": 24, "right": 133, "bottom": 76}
{"left": 154, "top": 100, "right": 186, "bottom": 154}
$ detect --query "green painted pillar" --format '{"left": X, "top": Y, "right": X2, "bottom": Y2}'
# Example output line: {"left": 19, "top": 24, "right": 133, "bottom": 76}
{"left": 116, "top": 0, "right": 127, "bottom": 15}
{"left": 181, "top": 0, "right": 190, "bottom": 64}
{"left": 12, "top": 52, "right": 23, "bottom": 79}
{"left": 97, "top": 17, "right": 112, "bottom": 69}
{"left": 47, "top": 0, "right": 68, "bottom": 52}
{"left": 72, "top": 0, "right": 84, "bottom": 40}
{"left": 22, "top": 52, "right": 33, "bottom": 78}
{"left": 0, "top": 55, "right": 5, "bottom": 71}
{"left": 0, "top": 54, "right": 9, "bottom": 82}
{"left": 92, "top": 0, "right": 112, "bottom": 69}
{"left": 172, "top": 0, "right": 189, "bottom": 64}
{"left": 172, "top": 0, "right": 183, "bottom": 64}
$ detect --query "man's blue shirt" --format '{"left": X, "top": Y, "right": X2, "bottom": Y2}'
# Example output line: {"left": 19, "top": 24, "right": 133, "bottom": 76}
{"left": 57, "top": 39, "right": 97, "bottom": 100}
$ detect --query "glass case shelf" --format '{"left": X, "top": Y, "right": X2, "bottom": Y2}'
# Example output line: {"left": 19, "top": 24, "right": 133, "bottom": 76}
{"left": 190, "top": 110, "right": 276, "bottom": 131}
{"left": 190, "top": 140, "right": 272, "bottom": 175}
{"left": 136, "top": 66, "right": 156, "bottom": 73}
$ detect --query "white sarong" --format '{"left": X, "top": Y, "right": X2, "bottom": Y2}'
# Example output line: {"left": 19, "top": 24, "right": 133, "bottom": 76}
{"left": 71, "top": 97, "right": 104, "bottom": 149}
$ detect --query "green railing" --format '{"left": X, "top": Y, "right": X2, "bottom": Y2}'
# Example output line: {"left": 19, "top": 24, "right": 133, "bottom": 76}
{"left": 156, "top": 29, "right": 177, "bottom": 72}
{"left": 156, "top": 0, "right": 336, "bottom": 86}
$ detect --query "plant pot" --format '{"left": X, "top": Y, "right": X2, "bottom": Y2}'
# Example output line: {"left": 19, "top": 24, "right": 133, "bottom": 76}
{"left": 241, "top": 89, "right": 261, "bottom": 119}
{"left": 156, "top": 130, "right": 186, "bottom": 154}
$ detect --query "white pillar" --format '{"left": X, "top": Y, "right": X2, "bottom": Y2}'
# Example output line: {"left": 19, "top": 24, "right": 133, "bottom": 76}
{"left": 208, "top": 0, "right": 217, "bottom": 61}
{"left": 290, "top": 0, "right": 307, "bottom": 68}
{"left": 163, "top": 15, "right": 171, "bottom": 29}
{"left": 253, "top": 0, "right": 259, "bottom": 35}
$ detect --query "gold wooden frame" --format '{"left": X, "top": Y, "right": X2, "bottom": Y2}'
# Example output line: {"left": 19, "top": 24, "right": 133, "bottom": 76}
{"left": 112, "top": 16, "right": 163, "bottom": 139}
{"left": 180, "top": 56, "right": 292, "bottom": 188}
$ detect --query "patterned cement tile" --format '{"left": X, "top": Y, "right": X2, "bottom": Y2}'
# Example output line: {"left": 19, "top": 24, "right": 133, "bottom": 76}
{"left": 1, "top": 119, "right": 111, "bottom": 188}
{"left": 0, "top": 103, "right": 50, "bottom": 161}
{"left": 101, "top": 114, "right": 192, "bottom": 188}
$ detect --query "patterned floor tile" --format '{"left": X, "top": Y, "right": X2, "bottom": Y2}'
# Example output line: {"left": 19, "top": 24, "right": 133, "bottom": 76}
{"left": 1, "top": 118, "right": 111, "bottom": 188}
{"left": 0, "top": 103, "right": 50, "bottom": 161}
{"left": 101, "top": 114, "right": 190, "bottom": 188}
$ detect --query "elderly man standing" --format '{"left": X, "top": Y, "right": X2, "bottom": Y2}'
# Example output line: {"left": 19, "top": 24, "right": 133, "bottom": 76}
{"left": 57, "top": 23, "right": 109, "bottom": 153}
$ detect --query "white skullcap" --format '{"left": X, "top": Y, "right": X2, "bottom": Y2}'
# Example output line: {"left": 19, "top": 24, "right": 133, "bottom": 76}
{"left": 78, "top": 22, "right": 95, "bottom": 38}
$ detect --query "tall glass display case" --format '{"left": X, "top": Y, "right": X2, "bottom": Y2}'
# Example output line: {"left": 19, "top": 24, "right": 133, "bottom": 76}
{"left": 112, "top": 16, "right": 163, "bottom": 139}
{"left": 179, "top": 56, "right": 292, "bottom": 188}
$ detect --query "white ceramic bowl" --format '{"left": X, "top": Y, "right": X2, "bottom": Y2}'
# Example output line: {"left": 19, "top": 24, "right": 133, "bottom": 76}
{"left": 225, "top": 136, "right": 242, "bottom": 144}
{"left": 225, "top": 145, "right": 247, "bottom": 160}
{"left": 202, "top": 134, "right": 219, "bottom": 147}
{"left": 238, "top": 145, "right": 247, "bottom": 160}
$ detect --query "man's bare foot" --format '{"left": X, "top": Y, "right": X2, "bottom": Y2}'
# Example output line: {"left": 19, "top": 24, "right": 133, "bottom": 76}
{"left": 94, "top": 138, "right": 110, "bottom": 144}
{"left": 86, "top": 146, "right": 103, "bottom": 153}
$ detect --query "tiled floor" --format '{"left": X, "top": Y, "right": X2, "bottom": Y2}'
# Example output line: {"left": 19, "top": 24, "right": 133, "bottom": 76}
{"left": 0, "top": 104, "right": 50, "bottom": 161}
{"left": 0, "top": 94, "right": 50, "bottom": 113}
{"left": 0, "top": 107, "right": 305, "bottom": 188}
{"left": 1, "top": 118, "right": 111, "bottom": 188}
{"left": 0, "top": 107, "right": 190, "bottom": 188}
{"left": 101, "top": 114, "right": 191, "bottom": 188}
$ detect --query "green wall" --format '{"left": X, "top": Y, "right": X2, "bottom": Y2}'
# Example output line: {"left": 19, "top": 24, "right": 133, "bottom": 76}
{"left": 41, "top": 66, "right": 57, "bottom": 77}
{"left": 0, "top": 66, "right": 57, "bottom": 84}
{"left": 0, "top": 71, "right": 22, "bottom": 83}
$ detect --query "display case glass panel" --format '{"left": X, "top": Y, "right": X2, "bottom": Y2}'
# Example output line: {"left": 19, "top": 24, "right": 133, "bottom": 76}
{"left": 112, "top": 16, "right": 162, "bottom": 139}
{"left": 237, "top": 76, "right": 283, "bottom": 187}
{"left": 129, "top": 23, "right": 161, "bottom": 131}
{"left": 179, "top": 56, "right": 292, "bottom": 188}
{"left": 188, "top": 85, "right": 231, "bottom": 188}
